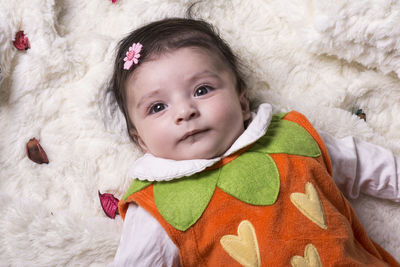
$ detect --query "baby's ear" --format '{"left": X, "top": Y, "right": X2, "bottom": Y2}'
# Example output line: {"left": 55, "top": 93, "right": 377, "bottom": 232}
{"left": 239, "top": 91, "right": 251, "bottom": 121}
{"left": 129, "top": 128, "right": 148, "bottom": 153}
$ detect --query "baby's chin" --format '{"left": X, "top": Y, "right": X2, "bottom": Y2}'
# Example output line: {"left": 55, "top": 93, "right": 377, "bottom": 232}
{"left": 154, "top": 146, "right": 227, "bottom": 161}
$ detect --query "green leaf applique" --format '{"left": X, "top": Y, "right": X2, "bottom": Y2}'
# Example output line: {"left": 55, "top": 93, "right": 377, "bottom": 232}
{"left": 250, "top": 118, "right": 321, "bottom": 157}
{"left": 154, "top": 168, "right": 220, "bottom": 231}
{"left": 122, "top": 179, "right": 152, "bottom": 201}
{"left": 271, "top": 112, "right": 288, "bottom": 122}
{"left": 217, "top": 152, "right": 280, "bottom": 205}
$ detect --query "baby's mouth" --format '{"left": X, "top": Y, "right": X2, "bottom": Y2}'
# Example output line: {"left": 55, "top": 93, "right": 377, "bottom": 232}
{"left": 180, "top": 129, "right": 209, "bottom": 141}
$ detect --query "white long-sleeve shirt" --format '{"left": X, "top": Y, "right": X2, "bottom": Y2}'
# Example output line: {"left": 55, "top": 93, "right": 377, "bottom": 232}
{"left": 109, "top": 104, "right": 400, "bottom": 267}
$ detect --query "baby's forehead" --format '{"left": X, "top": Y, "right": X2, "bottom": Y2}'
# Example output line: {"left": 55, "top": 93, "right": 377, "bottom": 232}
{"left": 134, "top": 46, "right": 232, "bottom": 78}
{"left": 188, "top": 46, "right": 230, "bottom": 70}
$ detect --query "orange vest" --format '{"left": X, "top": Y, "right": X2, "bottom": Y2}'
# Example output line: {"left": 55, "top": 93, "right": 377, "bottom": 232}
{"left": 119, "top": 111, "right": 399, "bottom": 266}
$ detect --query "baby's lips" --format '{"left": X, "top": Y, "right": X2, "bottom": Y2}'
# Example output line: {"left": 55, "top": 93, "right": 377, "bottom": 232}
{"left": 26, "top": 138, "right": 49, "bottom": 164}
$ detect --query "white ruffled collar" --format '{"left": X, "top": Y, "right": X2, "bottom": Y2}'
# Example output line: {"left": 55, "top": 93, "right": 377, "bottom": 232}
{"left": 128, "top": 103, "right": 273, "bottom": 181}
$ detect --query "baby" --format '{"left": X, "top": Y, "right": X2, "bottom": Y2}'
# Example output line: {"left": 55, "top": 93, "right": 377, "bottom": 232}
{"left": 108, "top": 18, "right": 400, "bottom": 266}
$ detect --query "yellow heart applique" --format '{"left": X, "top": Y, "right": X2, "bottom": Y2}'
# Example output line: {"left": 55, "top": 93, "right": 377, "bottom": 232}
{"left": 220, "top": 220, "right": 261, "bottom": 267}
{"left": 291, "top": 244, "right": 322, "bottom": 267}
{"left": 290, "top": 182, "right": 327, "bottom": 229}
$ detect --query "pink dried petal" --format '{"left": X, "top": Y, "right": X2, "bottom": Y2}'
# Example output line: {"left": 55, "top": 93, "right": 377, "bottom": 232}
{"left": 26, "top": 138, "right": 49, "bottom": 164}
{"left": 112, "top": 0, "right": 118, "bottom": 3}
{"left": 13, "top": 31, "right": 30, "bottom": 51}
{"left": 98, "top": 191, "right": 120, "bottom": 219}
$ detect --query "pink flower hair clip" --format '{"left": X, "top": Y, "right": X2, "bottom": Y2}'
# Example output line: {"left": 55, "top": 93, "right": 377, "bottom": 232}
{"left": 123, "top": 42, "right": 142, "bottom": 70}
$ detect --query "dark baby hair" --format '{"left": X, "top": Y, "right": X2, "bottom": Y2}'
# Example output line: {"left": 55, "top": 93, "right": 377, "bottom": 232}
{"left": 109, "top": 17, "right": 247, "bottom": 142}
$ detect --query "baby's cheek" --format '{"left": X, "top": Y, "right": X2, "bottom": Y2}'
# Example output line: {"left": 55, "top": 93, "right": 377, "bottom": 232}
{"left": 220, "top": 104, "right": 243, "bottom": 127}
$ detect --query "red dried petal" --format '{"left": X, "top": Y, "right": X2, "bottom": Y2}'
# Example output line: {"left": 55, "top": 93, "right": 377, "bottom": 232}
{"left": 98, "top": 191, "right": 120, "bottom": 219}
{"left": 112, "top": 0, "right": 117, "bottom": 3}
{"left": 13, "top": 31, "right": 30, "bottom": 51}
{"left": 26, "top": 138, "right": 49, "bottom": 164}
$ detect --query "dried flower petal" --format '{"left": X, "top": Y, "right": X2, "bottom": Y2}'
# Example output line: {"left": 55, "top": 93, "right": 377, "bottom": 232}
{"left": 112, "top": 0, "right": 118, "bottom": 3}
{"left": 13, "top": 31, "right": 30, "bottom": 51}
{"left": 98, "top": 191, "right": 119, "bottom": 219}
{"left": 355, "top": 109, "right": 367, "bottom": 121}
{"left": 26, "top": 138, "right": 49, "bottom": 164}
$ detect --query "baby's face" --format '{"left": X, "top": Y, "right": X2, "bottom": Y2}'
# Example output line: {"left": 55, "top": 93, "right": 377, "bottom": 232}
{"left": 126, "top": 47, "right": 250, "bottom": 160}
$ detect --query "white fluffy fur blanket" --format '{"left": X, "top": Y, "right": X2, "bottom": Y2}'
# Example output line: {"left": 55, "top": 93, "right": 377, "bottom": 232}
{"left": 1, "top": 0, "right": 399, "bottom": 265}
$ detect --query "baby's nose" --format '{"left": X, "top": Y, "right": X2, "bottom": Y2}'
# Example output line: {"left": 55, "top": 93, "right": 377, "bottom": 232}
{"left": 175, "top": 104, "right": 199, "bottom": 124}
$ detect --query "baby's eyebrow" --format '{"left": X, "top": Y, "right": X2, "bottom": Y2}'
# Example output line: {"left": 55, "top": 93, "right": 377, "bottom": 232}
{"left": 136, "top": 89, "right": 162, "bottom": 109}
{"left": 188, "top": 70, "right": 221, "bottom": 83}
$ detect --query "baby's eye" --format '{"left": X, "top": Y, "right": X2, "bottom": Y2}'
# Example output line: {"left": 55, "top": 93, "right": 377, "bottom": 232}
{"left": 149, "top": 103, "right": 166, "bottom": 114}
{"left": 194, "top": 86, "right": 212, "bottom": 97}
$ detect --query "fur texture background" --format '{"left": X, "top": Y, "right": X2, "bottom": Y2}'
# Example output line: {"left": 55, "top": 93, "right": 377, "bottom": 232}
{"left": 0, "top": 0, "right": 399, "bottom": 265}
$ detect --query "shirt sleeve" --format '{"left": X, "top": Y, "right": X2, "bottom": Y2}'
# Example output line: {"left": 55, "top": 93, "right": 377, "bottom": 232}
{"left": 108, "top": 203, "right": 181, "bottom": 267}
{"left": 319, "top": 131, "right": 400, "bottom": 202}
